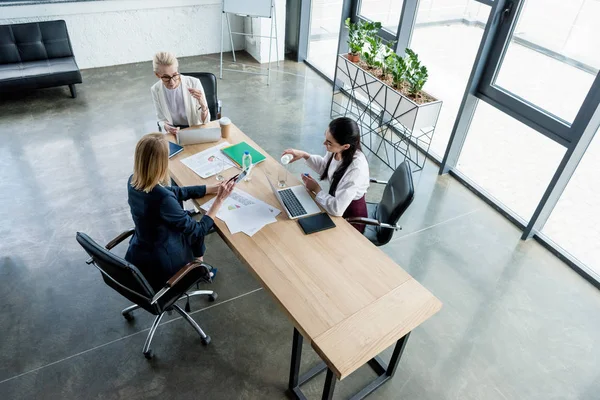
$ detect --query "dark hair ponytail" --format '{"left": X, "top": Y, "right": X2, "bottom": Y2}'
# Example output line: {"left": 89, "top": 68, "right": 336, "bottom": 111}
{"left": 320, "top": 117, "right": 361, "bottom": 196}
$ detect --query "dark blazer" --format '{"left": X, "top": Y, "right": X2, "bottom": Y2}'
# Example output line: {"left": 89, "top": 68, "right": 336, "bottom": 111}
{"left": 125, "top": 176, "right": 214, "bottom": 290}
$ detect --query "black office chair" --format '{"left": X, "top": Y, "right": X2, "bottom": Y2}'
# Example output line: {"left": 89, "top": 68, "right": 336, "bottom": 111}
{"left": 157, "top": 72, "right": 221, "bottom": 132}
{"left": 346, "top": 161, "right": 415, "bottom": 246}
{"left": 184, "top": 72, "right": 221, "bottom": 120}
{"left": 76, "top": 230, "right": 217, "bottom": 359}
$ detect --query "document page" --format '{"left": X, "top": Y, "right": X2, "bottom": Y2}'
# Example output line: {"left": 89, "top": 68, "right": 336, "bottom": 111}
{"left": 220, "top": 204, "right": 278, "bottom": 236}
{"left": 200, "top": 188, "right": 280, "bottom": 236}
{"left": 181, "top": 142, "right": 236, "bottom": 178}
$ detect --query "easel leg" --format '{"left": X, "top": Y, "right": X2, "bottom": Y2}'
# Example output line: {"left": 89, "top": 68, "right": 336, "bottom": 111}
{"left": 226, "top": 13, "right": 236, "bottom": 63}
{"left": 219, "top": 11, "right": 224, "bottom": 79}
{"left": 267, "top": 5, "right": 274, "bottom": 86}
{"left": 273, "top": 0, "right": 279, "bottom": 67}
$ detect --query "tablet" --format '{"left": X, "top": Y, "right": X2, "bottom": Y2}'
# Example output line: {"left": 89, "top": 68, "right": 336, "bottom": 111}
{"left": 297, "top": 213, "right": 336, "bottom": 235}
{"left": 169, "top": 141, "right": 184, "bottom": 158}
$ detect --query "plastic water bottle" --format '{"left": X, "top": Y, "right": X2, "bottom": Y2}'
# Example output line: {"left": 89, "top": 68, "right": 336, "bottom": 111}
{"left": 280, "top": 154, "right": 293, "bottom": 165}
{"left": 242, "top": 151, "right": 252, "bottom": 182}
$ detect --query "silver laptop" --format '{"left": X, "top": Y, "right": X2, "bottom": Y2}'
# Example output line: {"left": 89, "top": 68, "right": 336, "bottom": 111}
{"left": 177, "top": 127, "right": 221, "bottom": 145}
{"left": 266, "top": 174, "right": 321, "bottom": 220}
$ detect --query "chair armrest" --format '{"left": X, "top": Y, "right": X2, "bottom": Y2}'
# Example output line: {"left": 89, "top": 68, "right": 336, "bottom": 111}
{"left": 345, "top": 217, "right": 381, "bottom": 226}
{"left": 379, "top": 223, "right": 403, "bottom": 231}
{"left": 105, "top": 229, "right": 135, "bottom": 250}
{"left": 150, "top": 261, "right": 210, "bottom": 305}
{"left": 370, "top": 178, "right": 387, "bottom": 185}
{"left": 345, "top": 217, "right": 403, "bottom": 231}
{"left": 217, "top": 100, "right": 222, "bottom": 119}
{"left": 166, "top": 261, "right": 205, "bottom": 288}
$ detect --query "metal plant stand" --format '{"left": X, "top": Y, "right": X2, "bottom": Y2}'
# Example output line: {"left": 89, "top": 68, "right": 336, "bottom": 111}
{"left": 331, "top": 55, "right": 442, "bottom": 172}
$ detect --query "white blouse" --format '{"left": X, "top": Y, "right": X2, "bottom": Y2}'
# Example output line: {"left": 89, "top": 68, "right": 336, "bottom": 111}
{"left": 163, "top": 84, "right": 187, "bottom": 126}
{"left": 305, "top": 151, "right": 370, "bottom": 217}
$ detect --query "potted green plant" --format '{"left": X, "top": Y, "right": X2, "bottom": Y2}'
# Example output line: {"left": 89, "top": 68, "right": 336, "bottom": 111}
{"left": 387, "top": 52, "right": 408, "bottom": 88}
{"left": 362, "top": 34, "right": 383, "bottom": 69}
{"left": 344, "top": 18, "right": 362, "bottom": 63}
{"left": 404, "top": 49, "right": 429, "bottom": 97}
{"left": 380, "top": 41, "right": 397, "bottom": 77}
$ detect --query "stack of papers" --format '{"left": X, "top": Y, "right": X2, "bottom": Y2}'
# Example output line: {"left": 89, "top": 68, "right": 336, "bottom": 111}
{"left": 200, "top": 189, "right": 280, "bottom": 236}
{"left": 181, "top": 142, "right": 237, "bottom": 178}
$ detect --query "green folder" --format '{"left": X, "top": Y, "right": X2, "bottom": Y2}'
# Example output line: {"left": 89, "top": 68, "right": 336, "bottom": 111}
{"left": 221, "top": 141, "right": 266, "bottom": 167}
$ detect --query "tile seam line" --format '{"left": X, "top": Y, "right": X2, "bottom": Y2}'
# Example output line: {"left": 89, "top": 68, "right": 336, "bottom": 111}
{"left": 0, "top": 287, "right": 263, "bottom": 386}
{"left": 390, "top": 209, "right": 481, "bottom": 243}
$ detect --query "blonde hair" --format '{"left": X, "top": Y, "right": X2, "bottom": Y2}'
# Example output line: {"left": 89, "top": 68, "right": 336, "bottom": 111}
{"left": 131, "top": 133, "right": 170, "bottom": 193}
{"left": 152, "top": 51, "right": 178, "bottom": 73}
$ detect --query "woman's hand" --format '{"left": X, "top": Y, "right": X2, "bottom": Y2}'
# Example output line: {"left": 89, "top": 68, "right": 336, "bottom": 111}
{"left": 205, "top": 180, "right": 235, "bottom": 220}
{"left": 302, "top": 173, "right": 322, "bottom": 194}
{"left": 188, "top": 88, "right": 208, "bottom": 110}
{"left": 282, "top": 149, "right": 309, "bottom": 163}
{"left": 215, "top": 179, "right": 235, "bottom": 203}
{"left": 165, "top": 123, "right": 179, "bottom": 136}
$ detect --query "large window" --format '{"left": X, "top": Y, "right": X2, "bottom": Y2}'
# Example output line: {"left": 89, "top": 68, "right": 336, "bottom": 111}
{"left": 307, "top": 0, "right": 344, "bottom": 79}
{"left": 411, "top": 0, "right": 490, "bottom": 159}
{"left": 542, "top": 126, "right": 600, "bottom": 279}
{"left": 492, "top": 0, "right": 599, "bottom": 123}
{"left": 358, "top": 0, "right": 403, "bottom": 34}
{"left": 298, "top": 0, "right": 600, "bottom": 285}
{"left": 457, "top": 102, "right": 566, "bottom": 221}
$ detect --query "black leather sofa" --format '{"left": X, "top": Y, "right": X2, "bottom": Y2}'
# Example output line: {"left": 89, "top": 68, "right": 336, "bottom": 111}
{"left": 0, "top": 20, "right": 82, "bottom": 98}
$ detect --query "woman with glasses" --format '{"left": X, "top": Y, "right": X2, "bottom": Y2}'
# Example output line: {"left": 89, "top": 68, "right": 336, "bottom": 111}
{"left": 282, "top": 117, "right": 370, "bottom": 233}
{"left": 151, "top": 51, "right": 210, "bottom": 135}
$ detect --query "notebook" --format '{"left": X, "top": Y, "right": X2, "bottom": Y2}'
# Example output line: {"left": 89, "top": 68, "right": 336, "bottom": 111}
{"left": 221, "top": 141, "right": 266, "bottom": 167}
{"left": 169, "top": 141, "right": 184, "bottom": 158}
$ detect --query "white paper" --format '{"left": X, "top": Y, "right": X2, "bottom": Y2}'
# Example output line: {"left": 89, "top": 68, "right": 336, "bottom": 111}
{"left": 221, "top": 204, "right": 277, "bottom": 236}
{"left": 200, "top": 188, "right": 280, "bottom": 237}
{"left": 180, "top": 142, "right": 236, "bottom": 178}
{"left": 200, "top": 188, "right": 280, "bottom": 220}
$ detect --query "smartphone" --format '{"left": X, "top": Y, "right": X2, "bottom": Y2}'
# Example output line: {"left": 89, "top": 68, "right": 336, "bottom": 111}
{"left": 227, "top": 170, "right": 247, "bottom": 184}
{"left": 234, "top": 170, "right": 247, "bottom": 183}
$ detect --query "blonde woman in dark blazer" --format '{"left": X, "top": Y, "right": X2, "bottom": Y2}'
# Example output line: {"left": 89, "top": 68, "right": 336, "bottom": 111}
{"left": 125, "top": 133, "right": 234, "bottom": 289}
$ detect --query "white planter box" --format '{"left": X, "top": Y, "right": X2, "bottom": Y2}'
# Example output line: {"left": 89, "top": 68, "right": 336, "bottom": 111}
{"left": 335, "top": 54, "right": 442, "bottom": 134}
{"left": 333, "top": 54, "right": 443, "bottom": 171}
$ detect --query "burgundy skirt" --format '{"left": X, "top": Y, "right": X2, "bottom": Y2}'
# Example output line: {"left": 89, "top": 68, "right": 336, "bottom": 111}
{"left": 343, "top": 195, "right": 368, "bottom": 234}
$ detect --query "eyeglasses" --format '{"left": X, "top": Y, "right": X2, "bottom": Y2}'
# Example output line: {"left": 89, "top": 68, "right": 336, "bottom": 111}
{"left": 160, "top": 73, "right": 180, "bottom": 83}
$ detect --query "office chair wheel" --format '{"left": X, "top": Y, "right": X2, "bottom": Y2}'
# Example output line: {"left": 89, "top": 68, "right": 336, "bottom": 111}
{"left": 208, "top": 293, "right": 218, "bottom": 302}
{"left": 144, "top": 350, "right": 154, "bottom": 359}
{"left": 123, "top": 312, "right": 134, "bottom": 321}
{"left": 201, "top": 335, "right": 211, "bottom": 346}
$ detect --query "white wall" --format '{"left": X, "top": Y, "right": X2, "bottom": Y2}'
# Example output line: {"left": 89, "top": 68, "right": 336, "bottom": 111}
{"left": 0, "top": 0, "right": 245, "bottom": 69}
{"left": 243, "top": 0, "right": 286, "bottom": 64}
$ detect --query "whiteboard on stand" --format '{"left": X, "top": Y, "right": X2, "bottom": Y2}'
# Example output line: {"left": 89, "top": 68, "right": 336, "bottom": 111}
{"left": 223, "top": 0, "right": 273, "bottom": 18}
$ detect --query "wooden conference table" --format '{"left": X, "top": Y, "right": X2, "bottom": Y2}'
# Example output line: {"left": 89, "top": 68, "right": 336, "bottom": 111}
{"left": 168, "top": 121, "right": 442, "bottom": 400}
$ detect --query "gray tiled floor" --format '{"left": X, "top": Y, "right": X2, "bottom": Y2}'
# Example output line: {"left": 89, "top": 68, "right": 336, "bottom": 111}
{"left": 1, "top": 53, "right": 599, "bottom": 400}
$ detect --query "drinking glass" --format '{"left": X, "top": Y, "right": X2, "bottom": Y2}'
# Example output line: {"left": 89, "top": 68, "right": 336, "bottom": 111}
{"left": 278, "top": 165, "right": 288, "bottom": 187}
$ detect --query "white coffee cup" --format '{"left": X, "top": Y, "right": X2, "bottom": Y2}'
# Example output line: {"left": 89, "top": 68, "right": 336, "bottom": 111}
{"left": 219, "top": 117, "right": 231, "bottom": 138}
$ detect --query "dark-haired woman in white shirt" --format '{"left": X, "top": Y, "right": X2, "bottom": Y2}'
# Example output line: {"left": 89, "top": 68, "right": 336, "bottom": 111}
{"left": 283, "top": 117, "right": 370, "bottom": 233}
